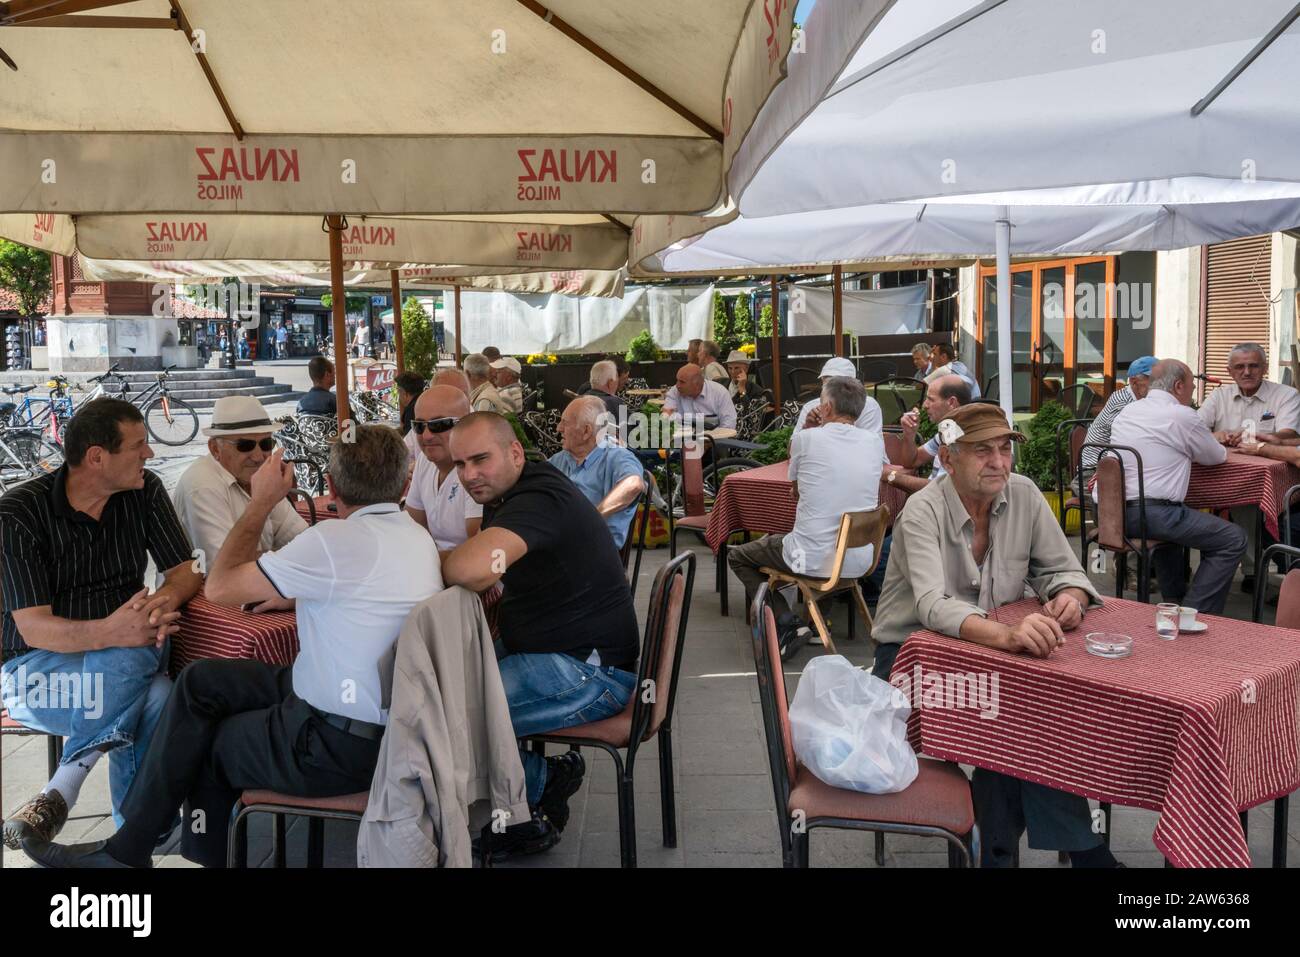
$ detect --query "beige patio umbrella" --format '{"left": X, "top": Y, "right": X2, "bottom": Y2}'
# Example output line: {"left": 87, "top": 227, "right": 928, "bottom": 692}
{"left": 0, "top": 0, "right": 808, "bottom": 419}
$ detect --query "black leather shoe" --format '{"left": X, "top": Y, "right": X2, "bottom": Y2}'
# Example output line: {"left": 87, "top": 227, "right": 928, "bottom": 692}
{"left": 22, "top": 838, "right": 144, "bottom": 869}
{"left": 474, "top": 816, "right": 560, "bottom": 864}
{"left": 540, "top": 751, "right": 586, "bottom": 833}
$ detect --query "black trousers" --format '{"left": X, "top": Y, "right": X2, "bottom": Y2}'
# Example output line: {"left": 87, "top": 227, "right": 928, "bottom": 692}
{"left": 106, "top": 659, "right": 381, "bottom": 868}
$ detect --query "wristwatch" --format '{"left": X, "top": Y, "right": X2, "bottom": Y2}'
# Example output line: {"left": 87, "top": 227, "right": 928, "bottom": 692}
{"left": 887, "top": 470, "right": 898, "bottom": 485}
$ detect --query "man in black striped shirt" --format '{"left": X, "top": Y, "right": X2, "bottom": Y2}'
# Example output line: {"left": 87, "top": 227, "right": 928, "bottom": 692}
{"left": 1, "top": 399, "right": 200, "bottom": 850}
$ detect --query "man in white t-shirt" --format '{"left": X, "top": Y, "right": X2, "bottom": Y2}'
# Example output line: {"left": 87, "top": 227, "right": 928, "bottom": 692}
{"left": 26, "top": 425, "right": 441, "bottom": 869}
{"left": 793, "top": 357, "right": 883, "bottom": 433}
{"left": 404, "top": 385, "right": 483, "bottom": 554}
{"left": 729, "top": 377, "right": 884, "bottom": 627}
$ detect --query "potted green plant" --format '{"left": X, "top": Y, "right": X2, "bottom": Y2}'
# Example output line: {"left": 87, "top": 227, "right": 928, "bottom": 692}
{"left": 1014, "top": 400, "right": 1080, "bottom": 532}
{"left": 626, "top": 330, "right": 659, "bottom": 365}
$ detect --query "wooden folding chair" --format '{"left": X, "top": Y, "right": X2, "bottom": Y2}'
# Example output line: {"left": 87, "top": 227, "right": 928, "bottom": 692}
{"left": 760, "top": 506, "right": 890, "bottom": 654}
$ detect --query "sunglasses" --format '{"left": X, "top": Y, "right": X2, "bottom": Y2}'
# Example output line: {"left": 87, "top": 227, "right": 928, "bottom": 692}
{"left": 222, "top": 437, "right": 276, "bottom": 453}
{"left": 412, "top": 416, "right": 458, "bottom": 435}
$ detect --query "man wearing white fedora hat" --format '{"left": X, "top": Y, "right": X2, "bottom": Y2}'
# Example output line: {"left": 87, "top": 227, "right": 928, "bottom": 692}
{"left": 173, "top": 396, "right": 307, "bottom": 607}
{"left": 793, "top": 357, "right": 882, "bottom": 433}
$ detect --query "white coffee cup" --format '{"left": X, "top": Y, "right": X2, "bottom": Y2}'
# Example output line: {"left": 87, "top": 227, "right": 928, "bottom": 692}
{"left": 1178, "top": 606, "right": 1198, "bottom": 628}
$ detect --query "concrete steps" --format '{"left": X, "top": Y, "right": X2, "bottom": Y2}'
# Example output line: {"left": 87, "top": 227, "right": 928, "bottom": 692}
{"left": 3, "top": 368, "right": 301, "bottom": 410}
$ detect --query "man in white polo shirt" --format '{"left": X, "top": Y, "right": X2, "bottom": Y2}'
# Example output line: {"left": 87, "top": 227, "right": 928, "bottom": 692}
{"left": 26, "top": 425, "right": 441, "bottom": 868}
{"left": 405, "top": 385, "right": 483, "bottom": 554}
{"left": 729, "top": 377, "right": 884, "bottom": 652}
{"left": 793, "top": 357, "right": 883, "bottom": 433}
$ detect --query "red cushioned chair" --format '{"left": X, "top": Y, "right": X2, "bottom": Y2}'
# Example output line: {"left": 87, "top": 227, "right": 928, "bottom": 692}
{"left": 1249, "top": 541, "right": 1300, "bottom": 868}
{"left": 669, "top": 455, "right": 760, "bottom": 617}
{"left": 1, "top": 709, "right": 63, "bottom": 779}
{"left": 521, "top": 550, "right": 695, "bottom": 868}
{"left": 750, "top": 582, "right": 977, "bottom": 867}
{"left": 227, "top": 789, "right": 368, "bottom": 869}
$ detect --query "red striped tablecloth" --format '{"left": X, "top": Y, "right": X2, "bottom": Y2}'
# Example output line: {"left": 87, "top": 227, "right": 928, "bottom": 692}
{"left": 292, "top": 495, "right": 339, "bottom": 523}
{"left": 170, "top": 593, "right": 298, "bottom": 677}
{"left": 893, "top": 596, "right": 1300, "bottom": 868}
{"left": 171, "top": 586, "right": 501, "bottom": 677}
{"left": 703, "top": 460, "right": 908, "bottom": 552}
{"left": 1186, "top": 452, "right": 1300, "bottom": 539}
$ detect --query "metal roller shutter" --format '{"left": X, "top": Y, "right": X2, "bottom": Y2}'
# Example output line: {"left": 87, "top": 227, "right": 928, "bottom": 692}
{"left": 1202, "top": 235, "right": 1272, "bottom": 396}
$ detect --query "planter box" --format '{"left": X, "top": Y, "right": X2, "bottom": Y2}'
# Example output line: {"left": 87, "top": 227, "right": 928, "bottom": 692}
{"left": 1042, "top": 489, "right": 1082, "bottom": 534}
{"left": 161, "top": 345, "right": 200, "bottom": 369}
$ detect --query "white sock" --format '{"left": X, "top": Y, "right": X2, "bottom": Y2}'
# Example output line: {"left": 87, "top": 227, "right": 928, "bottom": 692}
{"left": 43, "top": 749, "right": 103, "bottom": 809}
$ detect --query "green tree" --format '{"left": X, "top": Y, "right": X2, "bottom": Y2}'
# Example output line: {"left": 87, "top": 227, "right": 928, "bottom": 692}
{"left": 626, "top": 330, "right": 658, "bottom": 363}
{"left": 319, "top": 291, "right": 370, "bottom": 315}
{"left": 0, "top": 241, "right": 52, "bottom": 317}
{"left": 400, "top": 296, "right": 437, "bottom": 380}
{"left": 758, "top": 303, "right": 774, "bottom": 340}
{"left": 727, "top": 295, "right": 752, "bottom": 353}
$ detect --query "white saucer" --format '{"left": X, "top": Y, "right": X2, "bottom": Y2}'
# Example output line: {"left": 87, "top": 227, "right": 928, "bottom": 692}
{"left": 1179, "top": 621, "right": 1208, "bottom": 633}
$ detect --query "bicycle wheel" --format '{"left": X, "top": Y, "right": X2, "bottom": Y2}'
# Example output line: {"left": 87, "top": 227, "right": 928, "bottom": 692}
{"left": 143, "top": 394, "right": 199, "bottom": 445}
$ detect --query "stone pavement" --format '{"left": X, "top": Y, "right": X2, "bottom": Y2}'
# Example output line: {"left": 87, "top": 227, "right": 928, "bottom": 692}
{"left": 4, "top": 529, "right": 1298, "bottom": 869}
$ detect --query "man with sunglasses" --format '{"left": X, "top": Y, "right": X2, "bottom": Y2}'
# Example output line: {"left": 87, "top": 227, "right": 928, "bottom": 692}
{"left": 173, "top": 396, "right": 307, "bottom": 608}
{"left": 405, "top": 386, "right": 483, "bottom": 554}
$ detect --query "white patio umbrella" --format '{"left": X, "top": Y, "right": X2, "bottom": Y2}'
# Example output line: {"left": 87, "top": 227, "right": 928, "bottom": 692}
{"left": 0, "top": 0, "right": 817, "bottom": 419}
{"left": 636, "top": 0, "right": 1300, "bottom": 419}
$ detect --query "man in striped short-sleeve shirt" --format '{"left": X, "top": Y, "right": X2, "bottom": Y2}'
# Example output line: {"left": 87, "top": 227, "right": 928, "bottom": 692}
{"left": 1078, "top": 356, "right": 1155, "bottom": 477}
{"left": 1, "top": 399, "right": 201, "bottom": 850}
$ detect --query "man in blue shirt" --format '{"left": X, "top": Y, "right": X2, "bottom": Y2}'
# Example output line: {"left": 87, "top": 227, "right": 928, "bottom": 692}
{"left": 297, "top": 356, "right": 338, "bottom": 417}
{"left": 549, "top": 396, "right": 645, "bottom": 548}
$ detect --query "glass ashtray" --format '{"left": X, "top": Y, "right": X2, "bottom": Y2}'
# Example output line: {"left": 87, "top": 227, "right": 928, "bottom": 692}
{"left": 1085, "top": 632, "right": 1133, "bottom": 659}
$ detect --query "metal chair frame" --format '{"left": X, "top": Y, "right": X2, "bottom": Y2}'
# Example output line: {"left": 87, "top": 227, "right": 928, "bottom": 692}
{"left": 521, "top": 551, "right": 696, "bottom": 868}
{"left": 749, "top": 584, "right": 977, "bottom": 868}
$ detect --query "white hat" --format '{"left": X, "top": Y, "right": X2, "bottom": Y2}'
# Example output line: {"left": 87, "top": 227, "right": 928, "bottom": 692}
{"left": 202, "top": 395, "right": 286, "bottom": 438}
{"left": 490, "top": 356, "right": 522, "bottom": 375}
{"left": 818, "top": 357, "right": 857, "bottom": 379}
{"left": 725, "top": 350, "right": 753, "bottom": 364}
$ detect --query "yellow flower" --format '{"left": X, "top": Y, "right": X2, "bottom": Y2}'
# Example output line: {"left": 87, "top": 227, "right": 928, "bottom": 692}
{"left": 740, "top": 343, "right": 757, "bottom": 356}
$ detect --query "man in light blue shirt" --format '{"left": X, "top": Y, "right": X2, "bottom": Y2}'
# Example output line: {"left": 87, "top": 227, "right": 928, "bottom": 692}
{"left": 925, "top": 341, "right": 981, "bottom": 399}
{"left": 549, "top": 396, "right": 646, "bottom": 548}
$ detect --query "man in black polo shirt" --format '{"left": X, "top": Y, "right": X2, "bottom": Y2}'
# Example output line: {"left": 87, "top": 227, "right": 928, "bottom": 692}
{"left": 1, "top": 399, "right": 200, "bottom": 849}
{"left": 296, "top": 356, "right": 339, "bottom": 417}
{"left": 444, "top": 412, "right": 639, "bottom": 857}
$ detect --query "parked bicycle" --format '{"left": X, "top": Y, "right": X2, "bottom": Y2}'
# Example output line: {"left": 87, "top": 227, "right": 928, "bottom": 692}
{"left": 0, "top": 424, "right": 63, "bottom": 494}
{"left": 3, "top": 375, "right": 76, "bottom": 443}
{"left": 73, "top": 363, "right": 200, "bottom": 446}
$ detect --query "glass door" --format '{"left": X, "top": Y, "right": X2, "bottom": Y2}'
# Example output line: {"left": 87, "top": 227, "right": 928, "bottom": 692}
{"left": 1037, "top": 266, "right": 1069, "bottom": 407}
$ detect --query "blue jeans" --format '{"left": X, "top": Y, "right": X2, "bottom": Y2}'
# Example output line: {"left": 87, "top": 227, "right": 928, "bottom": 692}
{"left": 498, "top": 653, "right": 636, "bottom": 806}
{"left": 1126, "top": 502, "right": 1246, "bottom": 614}
{"left": 1, "top": 644, "right": 172, "bottom": 826}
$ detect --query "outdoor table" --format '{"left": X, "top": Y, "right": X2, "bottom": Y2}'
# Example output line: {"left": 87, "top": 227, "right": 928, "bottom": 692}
{"left": 1185, "top": 451, "right": 1300, "bottom": 544}
{"left": 703, "top": 460, "right": 909, "bottom": 617}
{"left": 893, "top": 595, "right": 1300, "bottom": 868}
{"left": 170, "top": 592, "right": 298, "bottom": 678}
{"left": 292, "top": 494, "right": 339, "bottom": 524}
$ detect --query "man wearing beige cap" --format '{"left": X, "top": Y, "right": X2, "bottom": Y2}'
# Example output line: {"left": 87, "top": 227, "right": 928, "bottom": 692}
{"left": 870, "top": 403, "right": 1118, "bottom": 868}
{"left": 793, "top": 357, "right": 882, "bottom": 433}
{"left": 465, "top": 353, "right": 510, "bottom": 416}
{"left": 490, "top": 356, "right": 525, "bottom": 414}
{"left": 173, "top": 396, "right": 307, "bottom": 601}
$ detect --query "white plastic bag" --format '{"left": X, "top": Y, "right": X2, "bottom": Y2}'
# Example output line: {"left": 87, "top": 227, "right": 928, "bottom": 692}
{"left": 788, "top": 655, "right": 918, "bottom": 794}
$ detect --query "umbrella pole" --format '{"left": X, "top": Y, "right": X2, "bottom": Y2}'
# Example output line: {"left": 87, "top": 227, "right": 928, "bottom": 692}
{"left": 770, "top": 274, "right": 781, "bottom": 405}
{"left": 995, "top": 206, "right": 1014, "bottom": 422}
{"left": 389, "top": 269, "right": 405, "bottom": 373}
{"left": 832, "top": 264, "right": 844, "bottom": 357}
{"left": 326, "top": 215, "right": 350, "bottom": 429}
{"left": 454, "top": 284, "right": 463, "bottom": 368}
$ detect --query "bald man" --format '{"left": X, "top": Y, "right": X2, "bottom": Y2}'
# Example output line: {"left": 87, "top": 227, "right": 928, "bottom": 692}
{"left": 404, "top": 385, "right": 483, "bottom": 555}
{"left": 662, "top": 362, "right": 736, "bottom": 430}
{"left": 443, "top": 412, "right": 639, "bottom": 859}
{"left": 549, "top": 396, "right": 645, "bottom": 548}
{"left": 432, "top": 368, "right": 471, "bottom": 396}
